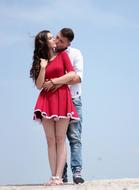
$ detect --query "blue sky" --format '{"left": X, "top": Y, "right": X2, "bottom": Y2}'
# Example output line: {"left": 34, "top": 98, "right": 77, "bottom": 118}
{"left": 0, "top": 0, "right": 139, "bottom": 185}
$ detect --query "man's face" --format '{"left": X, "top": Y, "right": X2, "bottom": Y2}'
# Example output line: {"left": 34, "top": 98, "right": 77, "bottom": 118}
{"left": 55, "top": 32, "right": 70, "bottom": 51}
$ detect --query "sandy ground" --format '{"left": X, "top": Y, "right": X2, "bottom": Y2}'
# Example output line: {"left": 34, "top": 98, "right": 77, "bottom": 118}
{"left": 0, "top": 178, "right": 139, "bottom": 190}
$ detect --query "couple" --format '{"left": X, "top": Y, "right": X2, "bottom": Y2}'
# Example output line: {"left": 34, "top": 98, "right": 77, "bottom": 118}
{"left": 30, "top": 28, "right": 84, "bottom": 185}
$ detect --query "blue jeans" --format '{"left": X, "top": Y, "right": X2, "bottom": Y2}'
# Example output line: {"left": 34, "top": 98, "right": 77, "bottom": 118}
{"left": 67, "top": 96, "right": 82, "bottom": 174}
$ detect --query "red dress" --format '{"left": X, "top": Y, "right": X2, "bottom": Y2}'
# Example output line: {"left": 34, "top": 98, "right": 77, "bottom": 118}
{"left": 34, "top": 51, "right": 79, "bottom": 122}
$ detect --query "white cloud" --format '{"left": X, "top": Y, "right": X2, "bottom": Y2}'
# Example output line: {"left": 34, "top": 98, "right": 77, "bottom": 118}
{"left": 0, "top": 0, "right": 129, "bottom": 26}
{"left": 0, "top": 0, "right": 136, "bottom": 47}
{"left": 131, "top": 148, "right": 139, "bottom": 156}
{"left": 0, "top": 31, "right": 31, "bottom": 48}
{"left": 0, "top": 0, "right": 91, "bottom": 23}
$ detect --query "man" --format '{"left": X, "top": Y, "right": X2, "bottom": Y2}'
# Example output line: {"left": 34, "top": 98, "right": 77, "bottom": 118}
{"left": 43, "top": 28, "right": 84, "bottom": 184}
{"left": 55, "top": 28, "right": 84, "bottom": 184}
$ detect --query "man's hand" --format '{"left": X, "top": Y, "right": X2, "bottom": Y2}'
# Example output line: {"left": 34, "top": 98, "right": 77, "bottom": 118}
{"left": 51, "top": 84, "right": 63, "bottom": 92}
{"left": 43, "top": 80, "right": 54, "bottom": 91}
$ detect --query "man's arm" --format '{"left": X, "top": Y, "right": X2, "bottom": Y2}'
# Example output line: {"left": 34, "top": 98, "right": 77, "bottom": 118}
{"left": 43, "top": 49, "right": 83, "bottom": 90}
{"left": 42, "top": 71, "right": 75, "bottom": 91}
{"left": 66, "top": 74, "right": 81, "bottom": 85}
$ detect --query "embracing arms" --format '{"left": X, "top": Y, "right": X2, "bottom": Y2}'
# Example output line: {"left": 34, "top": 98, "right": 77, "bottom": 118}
{"left": 43, "top": 49, "right": 83, "bottom": 90}
{"left": 35, "top": 58, "right": 76, "bottom": 90}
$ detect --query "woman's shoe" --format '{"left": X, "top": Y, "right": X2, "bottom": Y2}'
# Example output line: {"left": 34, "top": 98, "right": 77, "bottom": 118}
{"left": 53, "top": 176, "right": 63, "bottom": 185}
{"left": 44, "top": 176, "right": 56, "bottom": 186}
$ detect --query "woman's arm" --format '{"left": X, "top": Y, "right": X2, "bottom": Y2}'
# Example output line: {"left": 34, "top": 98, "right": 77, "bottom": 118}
{"left": 35, "top": 59, "right": 48, "bottom": 89}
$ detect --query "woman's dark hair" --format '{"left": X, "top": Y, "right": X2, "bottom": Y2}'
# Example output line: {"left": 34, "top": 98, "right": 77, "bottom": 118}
{"left": 30, "top": 30, "right": 50, "bottom": 82}
{"left": 60, "top": 28, "right": 74, "bottom": 42}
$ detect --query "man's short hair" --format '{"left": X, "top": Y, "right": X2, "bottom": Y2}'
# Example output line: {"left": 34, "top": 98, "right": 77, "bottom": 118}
{"left": 60, "top": 28, "right": 74, "bottom": 42}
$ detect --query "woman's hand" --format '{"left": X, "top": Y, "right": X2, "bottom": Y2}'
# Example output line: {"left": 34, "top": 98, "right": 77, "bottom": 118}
{"left": 40, "top": 58, "right": 48, "bottom": 68}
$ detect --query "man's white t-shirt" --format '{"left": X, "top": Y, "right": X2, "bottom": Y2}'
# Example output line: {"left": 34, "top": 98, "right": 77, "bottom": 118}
{"left": 66, "top": 47, "right": 83, "bottom": 99}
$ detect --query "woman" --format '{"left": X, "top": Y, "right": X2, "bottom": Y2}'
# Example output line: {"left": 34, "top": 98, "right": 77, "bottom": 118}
{"left": 30, "top": 30, "right": 79, "bottom": 185}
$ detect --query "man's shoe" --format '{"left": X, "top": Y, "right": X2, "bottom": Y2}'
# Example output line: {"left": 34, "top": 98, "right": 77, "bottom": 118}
{"left": 73, "top": 171, "right": 84, "bottom": 184}
{"left": 63, "top": 176, "right": 68, "bottom": 183}
{"left": 62, "top": 163, "right": 68, "bottom": 183}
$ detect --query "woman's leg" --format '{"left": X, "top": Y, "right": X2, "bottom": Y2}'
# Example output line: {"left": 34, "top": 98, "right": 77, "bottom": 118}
{"left": 42, "top": 118, "right": 56, "bottom": 177}
{"left": 55, "top": 119, "right": 69, "bottom": 179}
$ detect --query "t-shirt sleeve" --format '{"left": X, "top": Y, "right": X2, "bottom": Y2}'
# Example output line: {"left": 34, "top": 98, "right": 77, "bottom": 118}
{"left": 72, "top": 49, "right": 83, "bottom": 81}
{"left": 62, "top": 51, "right": 74, "bottom": 72}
